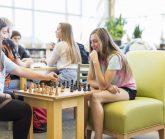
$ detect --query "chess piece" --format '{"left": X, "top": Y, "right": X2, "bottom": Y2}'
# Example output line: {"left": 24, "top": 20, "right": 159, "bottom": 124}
{"left": 74, "top": 84, "right": 77, "bottom": 90}
{"left": 58, "top": 80, "right": 61, "bottom": 87}
{"left": 33, "top": 84, "right": 37, "bottom": 93}
{"left": 45, "top": 86, "right": 49, "bottom": 94}
{"left": 70, "top": 85, "right": 74, "bottom": 92}
{"left": 41, "top": 85, "right": 45, "bottom": 94}
{"left": 49, "top": 86, "right": 54, "bottom": 95}
{"left": 62, "top": 81, "right": 66, "bottom": 87}
{"left": 29, "top": 86, "right": 32, "bottom": 93}
{"left": 24, "top": 84, "right": 27, "bottom": 92}
{"left": 37, "top": 84, "right": 40, "bottom": 94}
{"left": 66, "top": 81, "right": 69, "bottom": 88}
{"left": 83, "top": 84, "right": 86, "bottom": 91}
{"left": 55, "top": 80, "right": 59, "bottom": 96}
{"left": 71, "top": 80, "right": 73, "bottom": 86}
{"left": 87, "top": 84, "right": 91, "bottom": 91}
{"left": 78, "top": 84, "right": 81, "bottom": 91}
{"left": 75, "top": 80, "right": 77, "bottom": 87}
{"left": 61, "top": 85, "right": 65, "bottom": 92}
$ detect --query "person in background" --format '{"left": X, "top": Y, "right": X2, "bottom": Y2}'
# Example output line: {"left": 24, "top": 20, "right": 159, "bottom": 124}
{"left": 85, "top": 28, "right": 137, "bottom": 139}
{"left": 11, "top": 30, "right": 32, "bottom": 63}
{"left": 42, "top": 22, "right": 82, "bottom": 82}
{"left": 123, "top": 38, "right": 157, "bottom": 54}
{"left": 0, "top": 18, "right": 58, "bottom": 139}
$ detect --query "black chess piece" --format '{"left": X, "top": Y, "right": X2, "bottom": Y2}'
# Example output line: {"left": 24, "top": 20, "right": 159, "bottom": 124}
{"left": 78, "top": 84, "right": 81, "bottom": 91}
{"left": 70, "top": 85, "right": 74, "bottom": 92}
{"left": 66, "top": 81, "right": 69, "bottom": 88}
{"left": 71, "top": 80, "right": 73, "bottom": 86}
{"left": 58, "top": 80, "right": 61, "bottom": 87}
{"left": 74, "top": 84, "right": 77, "bottom": 90}
{"left": 87, "top": 84, "right": 91, "bottom": 91}
{"left": 75, "top": 80, "right": 77, "bottom": 87}
{"left": 62, "top": 81, "right": 66, "bottom": 87}
{"left": 83, "top": 84, "right": 86, "bottom": 91}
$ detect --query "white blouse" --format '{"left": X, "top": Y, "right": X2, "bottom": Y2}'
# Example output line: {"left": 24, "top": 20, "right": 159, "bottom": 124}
{"left": 47, "top": 41, "right": 76, "bottom": 69}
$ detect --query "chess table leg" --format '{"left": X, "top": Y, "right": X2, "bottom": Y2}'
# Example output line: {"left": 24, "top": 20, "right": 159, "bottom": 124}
{"left": 20, "top": 77, "right": 27, "bottom": 90}
{"left": 47, "top": 101, "right": 62, "bottom": 139}
{"left": 76, "top": 96, "right": 84, "bottom": 139}
{"left": 28, "top": 105, "right": 33, "bottom": 139}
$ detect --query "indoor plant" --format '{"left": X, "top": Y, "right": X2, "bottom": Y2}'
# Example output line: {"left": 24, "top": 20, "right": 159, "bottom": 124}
{"left": 132, "top": 24, "right": 143, "bottom": 39}
{"left": 104, "top": 14, "right": 127, "bottom": 46}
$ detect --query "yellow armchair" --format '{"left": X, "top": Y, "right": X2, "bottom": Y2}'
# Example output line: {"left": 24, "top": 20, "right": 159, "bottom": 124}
{"left": 88, "top": 51, "right": 165, "bottom": 139}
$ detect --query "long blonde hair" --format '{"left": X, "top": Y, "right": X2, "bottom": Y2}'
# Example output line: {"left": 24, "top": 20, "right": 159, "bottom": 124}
{"left": 58, "top": 22, "right": 82, "bottom": 64}
{"left": 89, "top": 28, "right": 132, "bottom": 80}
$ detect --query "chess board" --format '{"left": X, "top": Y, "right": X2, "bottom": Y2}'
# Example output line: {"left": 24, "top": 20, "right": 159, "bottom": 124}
{"left": 14, "top": 80, "right": 93, "bottom": 100}
{"left": 14, "top": 87, "right": 91, "bottom": 99}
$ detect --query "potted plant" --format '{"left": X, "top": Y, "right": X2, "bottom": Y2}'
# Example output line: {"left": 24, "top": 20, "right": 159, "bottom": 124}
{"left": 104, "top": 14, "right": 127, "bottom": 46}
{"left": 132, "top": 24, "right": 143, "bottom": 39}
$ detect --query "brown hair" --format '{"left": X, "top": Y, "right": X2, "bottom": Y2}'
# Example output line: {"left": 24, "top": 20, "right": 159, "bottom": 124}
{"left": 89, "top": 28, "right": 132, "bottom": 80}
{"left": 58, "top": 22, "right": 81, "bottom": 64}
{"left": 11, "top": 30, "right": 21, "bottom": 39}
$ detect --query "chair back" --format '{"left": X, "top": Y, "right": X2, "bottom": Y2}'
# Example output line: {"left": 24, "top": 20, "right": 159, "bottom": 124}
{"left": 77, "top": 64, "right": 89, "bottom": 83}
{"left": 126, "top": 51, "right": 165, "bottom": 102}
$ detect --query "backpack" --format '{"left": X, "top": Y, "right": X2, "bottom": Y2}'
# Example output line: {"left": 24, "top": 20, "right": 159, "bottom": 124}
{"left": 33, "top": 107, "right": 47, "bottom": 133}
{"left": 77, "top": 43, "right": 89, "bottom": 64}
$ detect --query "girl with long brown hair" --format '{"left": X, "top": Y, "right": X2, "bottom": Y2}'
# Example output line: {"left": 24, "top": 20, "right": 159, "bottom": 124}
{"left": 85, "top": 28, "right": 136, "bottom": 139}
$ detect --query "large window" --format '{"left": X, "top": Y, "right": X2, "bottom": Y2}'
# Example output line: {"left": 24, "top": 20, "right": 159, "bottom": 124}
{"left": 0, "top": 0, "right": 108, "bottom": 48}
{"left": 115, "top": 0, "right": 165, "bottom": 46}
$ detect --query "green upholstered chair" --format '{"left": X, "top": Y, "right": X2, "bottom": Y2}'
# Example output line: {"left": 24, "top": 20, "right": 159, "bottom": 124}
{"left": 87, "top": 51, "right": 165, "bottom": 139}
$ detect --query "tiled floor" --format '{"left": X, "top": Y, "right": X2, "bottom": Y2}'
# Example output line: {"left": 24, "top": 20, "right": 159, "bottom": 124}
{"left": 0, "top": 108, "right": 160, "bottom": 139}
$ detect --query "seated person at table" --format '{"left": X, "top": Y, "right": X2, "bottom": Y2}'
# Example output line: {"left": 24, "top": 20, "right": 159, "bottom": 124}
{"left": 8, "top": 30, "right": 33, "bottom": 93}
{"left": 0, "top": 18, "right": 58, "bottom": 139}
{"left": 0, "top": 17, "right": 33, "bottom": 94}
{"left": 42, "top": 22, "right": 82, "bottom": 82}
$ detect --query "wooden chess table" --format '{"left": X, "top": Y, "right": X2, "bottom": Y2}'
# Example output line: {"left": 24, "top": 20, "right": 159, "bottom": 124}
{"left": 14, "top": 87, "right": 92, "bottom": 139}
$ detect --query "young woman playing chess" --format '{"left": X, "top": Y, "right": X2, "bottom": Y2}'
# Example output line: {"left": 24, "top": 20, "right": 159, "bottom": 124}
{"left": 85, "top": 28, "right": 137, "bottom": 139}
{"left": 0, "top": 18, "right": 58, "bottom": 139}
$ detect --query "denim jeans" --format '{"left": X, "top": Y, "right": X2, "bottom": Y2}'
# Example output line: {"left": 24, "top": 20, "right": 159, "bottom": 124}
{"left": 59, "top": 69, "right": 77, "bottom": 82}
{"left": 4, "top": 79, "right": 32, "bottom": 93}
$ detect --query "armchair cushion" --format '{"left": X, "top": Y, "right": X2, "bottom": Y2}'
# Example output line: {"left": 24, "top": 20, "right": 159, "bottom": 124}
{"left": 89, "top": 97, "right": 163, "bottom": 134}
{"left": 103, "top": 97, "right": 163, "bottom": 134}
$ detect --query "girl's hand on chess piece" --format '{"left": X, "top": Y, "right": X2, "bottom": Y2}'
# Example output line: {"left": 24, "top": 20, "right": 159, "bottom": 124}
{"left": 47, "top": 72, "right": 59, "bottom": 81}
{"left": 108, "top": 85, "right": 120, "bottom": 94}
{"left": 89, "top": 50, "right": 99, "bottom": 64}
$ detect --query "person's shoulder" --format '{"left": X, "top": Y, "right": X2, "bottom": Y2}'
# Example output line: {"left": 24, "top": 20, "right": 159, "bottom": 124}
{"left": 108, "top": 53, "right": 122, "bottom": 62}
{"left": 18, "top": 45, "right": 26, "bottom": 50}
{"left": 3, "top": 38, "right": 14, "bottom": 46}
{"left": 56, "top": 41, "right": 68, "bottom": 49}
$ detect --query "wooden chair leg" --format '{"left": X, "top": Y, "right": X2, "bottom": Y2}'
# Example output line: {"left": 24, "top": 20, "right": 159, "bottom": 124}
{"left": 159, "top": 128, "right": 165, "bottom": 139}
